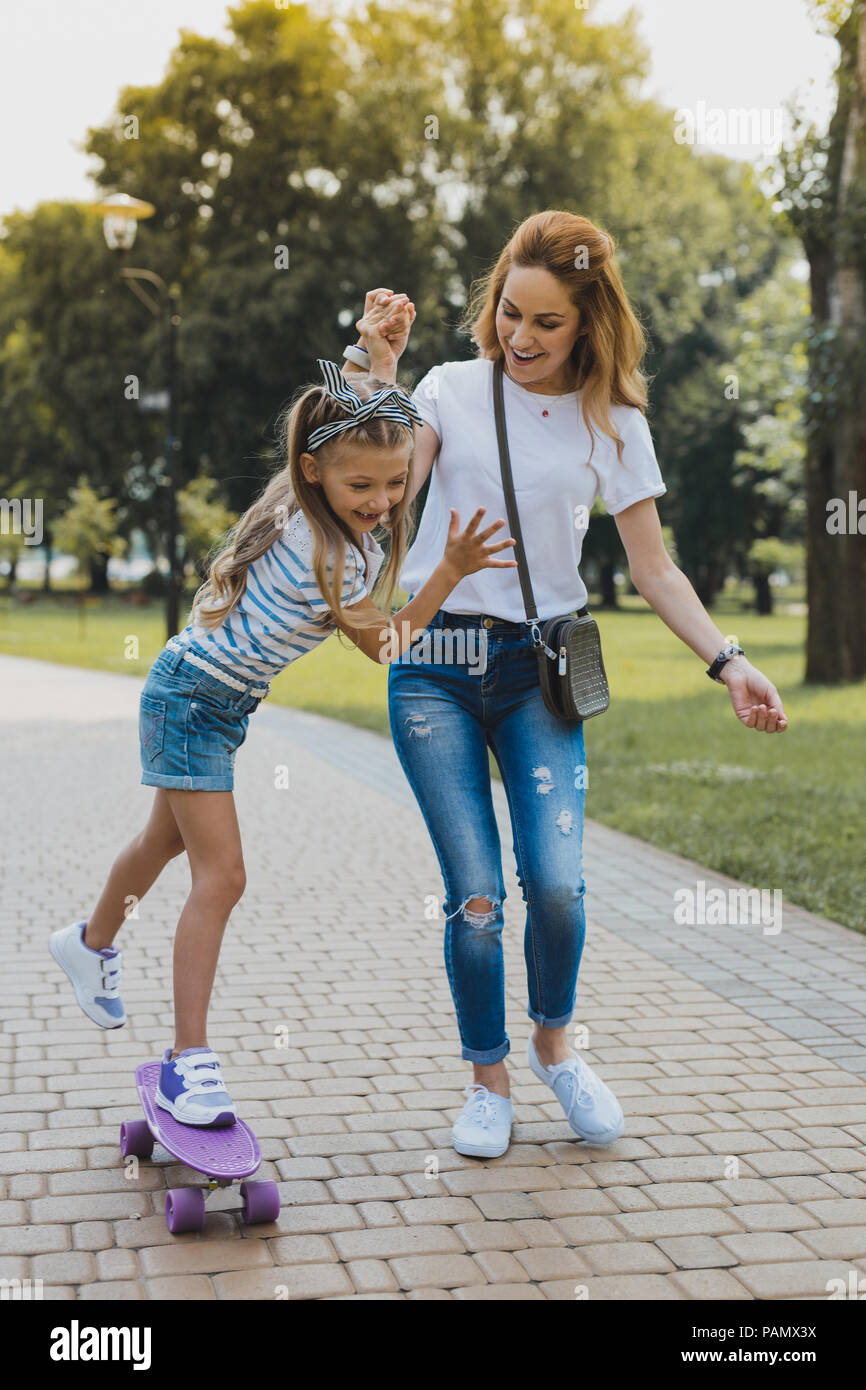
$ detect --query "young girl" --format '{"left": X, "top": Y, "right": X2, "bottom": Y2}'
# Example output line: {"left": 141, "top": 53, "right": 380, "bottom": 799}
{"left": 49, "top": 293, "right": 516, "bottom": 1127}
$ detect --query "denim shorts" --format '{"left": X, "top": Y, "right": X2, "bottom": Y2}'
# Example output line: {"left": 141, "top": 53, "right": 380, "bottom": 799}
{"left": 139, "top": 642, "right": 268, "bottom": 792}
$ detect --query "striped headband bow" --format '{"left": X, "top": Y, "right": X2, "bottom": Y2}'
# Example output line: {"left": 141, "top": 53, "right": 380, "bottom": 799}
{"left": 305, "top": 359, "right": 423, "bottom": 452}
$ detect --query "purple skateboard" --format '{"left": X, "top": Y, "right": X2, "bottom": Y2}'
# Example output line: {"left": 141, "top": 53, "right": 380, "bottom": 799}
{"left": 119, "top": 1061, "right": 280, "bottom": 1233}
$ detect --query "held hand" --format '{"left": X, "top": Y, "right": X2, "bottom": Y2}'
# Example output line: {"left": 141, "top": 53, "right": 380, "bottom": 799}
{"left": 442, "top": 508, "right": 518, "bottom": 581}
{"left": 355, "top": 289, "right": 416, "bottom": 376}
{"left": 720, "top": 657, "right": 788, "bottom": 732}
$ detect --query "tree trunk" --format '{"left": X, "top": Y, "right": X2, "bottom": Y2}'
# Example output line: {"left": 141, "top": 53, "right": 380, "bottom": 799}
{"left": 754, "top": 573, "right": 773, "bottom": 615}
{"left": 599, "top": 560, "right": 618, "bottom": 608}
{"left": 42, "top": 529, "right": 52, "bottom": 592}
{"left": 690, "top": 560, "right": 724, "bottom": 609}
{"left": 805, "top": 2, "right": 866, "bottom": 682}
{"left": 89, "top": 553, "right": 110, "bottom": 594}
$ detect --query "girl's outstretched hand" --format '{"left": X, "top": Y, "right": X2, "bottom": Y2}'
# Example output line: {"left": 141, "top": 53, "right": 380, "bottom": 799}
{"left": 720, "top": 657, "right": 788, "bottom": 732}
{"left": 441, "top": 508, "right": 518, "bottom": 581}
{"left": 355, "top": 289, "right": 416, "bottom": 377}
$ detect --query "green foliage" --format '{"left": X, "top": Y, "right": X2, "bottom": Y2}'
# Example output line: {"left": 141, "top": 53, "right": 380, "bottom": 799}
{"left": 177, "top": 472, "right": 238, "bottom": 575}
{"left": 777, "top": 3, "right": 866, "bottom": 288}
{"left": 807, "top": 0, "right": 855, "bottom": 34}
{"left": 726, "top": 256, "right": 809, "bottom": 545}
{"left": 0, "top": 528, "right": 25, "bottom": 563}
{"left": 0, "top": 0, "right": 804, "bottom": 601}
{"left": 746, "top": 536, "right": 805, "bottom": 577}
{"left": 0, "top": 203, "right": 164, "bottom": 506}
{"left": 52, "top": 479, "right": 126, "bottom": 586}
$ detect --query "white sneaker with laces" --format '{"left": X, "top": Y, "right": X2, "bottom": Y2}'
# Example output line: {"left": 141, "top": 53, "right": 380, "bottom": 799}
{"left": 451, "top": 1083, "right": 513, "bottom": 1158}
{"left": 48, "top": 919, "right": 125, "bottom": 1029}
{"left": 528, "top": 1035, "right": 624, "bottom": 1145}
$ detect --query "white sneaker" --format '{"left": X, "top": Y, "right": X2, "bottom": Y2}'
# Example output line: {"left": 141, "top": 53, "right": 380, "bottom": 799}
{"left": 155, "top": 1047, "right": 237, "bottom": 1127}
{"left": 528, "top": 1035, "right": 623, "bottom": 1145}
{"left": 451, "top": 1084, "right": 513, "bottom": 1158}
{"left": 48, "top": 919, "right": 126, "bottom": 1029}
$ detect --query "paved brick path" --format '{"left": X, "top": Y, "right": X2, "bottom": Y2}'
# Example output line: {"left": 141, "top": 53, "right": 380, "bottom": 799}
{"left": 2, "top": 654, "right": 866, "bottom": 1300}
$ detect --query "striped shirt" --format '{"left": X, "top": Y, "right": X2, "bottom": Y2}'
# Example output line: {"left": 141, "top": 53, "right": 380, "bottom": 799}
{"left": 175, "top": 508, "right": 385, "bottom": 681}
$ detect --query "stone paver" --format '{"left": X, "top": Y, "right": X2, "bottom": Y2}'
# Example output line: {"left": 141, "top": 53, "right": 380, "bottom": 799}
{"left": 2, "top": 653, "right": 866, "bottom": 1301}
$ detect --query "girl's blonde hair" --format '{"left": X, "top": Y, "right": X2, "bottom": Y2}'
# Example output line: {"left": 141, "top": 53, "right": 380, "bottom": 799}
{"left": 458, "top": 209, "right": 649, "bottom": 461}
{"left": 191, "top": 371, "right": 414, "bottom": 634}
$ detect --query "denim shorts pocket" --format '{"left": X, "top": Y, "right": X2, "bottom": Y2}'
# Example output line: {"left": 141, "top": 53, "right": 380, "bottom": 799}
{"left": 140, "top": 695, "right": 167, "bottom": 762}
{"left": 189, "top": 694, "right": 242, "bottom": 755}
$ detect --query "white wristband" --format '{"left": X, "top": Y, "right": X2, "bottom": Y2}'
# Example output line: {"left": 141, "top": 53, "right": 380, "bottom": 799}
{"left": 343, "top": 344, "right": 370, "bottom": 368}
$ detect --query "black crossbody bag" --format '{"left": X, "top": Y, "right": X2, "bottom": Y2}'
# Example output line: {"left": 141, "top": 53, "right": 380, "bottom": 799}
{"left": 492, "top": 355, "right": 610, "bottom": 724}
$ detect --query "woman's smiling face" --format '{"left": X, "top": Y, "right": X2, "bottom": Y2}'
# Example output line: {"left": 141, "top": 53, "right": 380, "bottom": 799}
{"left": 495, "top": 266, "right": 581, "bottom": 394}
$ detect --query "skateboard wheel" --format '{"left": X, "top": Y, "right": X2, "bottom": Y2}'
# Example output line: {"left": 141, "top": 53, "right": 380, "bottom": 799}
{"left": 240, "top": 1179, "right": 280, "bottom": 1225}
{"left": 120, "top": 1120, "right": 154, "bottom": 1160}
{"left": 165, "top": 1186, "right": 206, "bottom": 1234}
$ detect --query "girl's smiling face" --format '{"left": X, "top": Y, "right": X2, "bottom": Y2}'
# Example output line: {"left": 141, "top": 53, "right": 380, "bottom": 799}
{"left": 300, "top": 442, "right": 413, "bottom": 540}
{"left": 496, "top": 266, "right": 582, "bottom": 394}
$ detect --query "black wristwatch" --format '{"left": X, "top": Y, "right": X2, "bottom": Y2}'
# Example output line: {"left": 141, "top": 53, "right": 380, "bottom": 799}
{"left": 706, "top": 644, "right": 745, "bottom": 683}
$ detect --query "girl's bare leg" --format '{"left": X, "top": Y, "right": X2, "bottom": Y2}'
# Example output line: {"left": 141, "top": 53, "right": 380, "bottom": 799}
{"left": 84, "top": 790, "right": 186, "bottom": 950}
{"left": 163, "top": 789, "right": 246, "bottom": 1058}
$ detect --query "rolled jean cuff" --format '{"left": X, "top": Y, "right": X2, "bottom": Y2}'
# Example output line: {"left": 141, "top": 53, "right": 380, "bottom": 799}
{"left": 141, "top": 771, "right": 234, "bottom": 791}
{"left": 460, "top": 1037, "right": 510, "bottom": 1064}
{"left": 527, "top": 1004, "right": 575, "bottom": 1029}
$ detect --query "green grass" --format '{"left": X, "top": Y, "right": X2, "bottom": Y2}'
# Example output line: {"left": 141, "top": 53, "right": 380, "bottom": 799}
{"left": 2, "top": 590, "right": 864, "bottom": 933}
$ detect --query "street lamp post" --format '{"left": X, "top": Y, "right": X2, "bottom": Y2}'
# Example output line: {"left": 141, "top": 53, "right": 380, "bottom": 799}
{"left": 92, "top": 194, "right": 182, "bottom": 641}
{"left": 165, "top": 289, "right": 180, "bottom": 639}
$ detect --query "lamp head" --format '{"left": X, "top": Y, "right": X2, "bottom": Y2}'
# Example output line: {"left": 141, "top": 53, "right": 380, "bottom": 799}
{"left": 91, "top": 193, "right": 155, "bottom": 251}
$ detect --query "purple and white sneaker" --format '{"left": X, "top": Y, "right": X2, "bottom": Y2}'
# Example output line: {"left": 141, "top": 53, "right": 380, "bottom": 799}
{"left": 156, "top": 1047, "right": 237, "bottom": 1128}
{"left": 48, "top": 920, "right": 125, "bottom": 1029}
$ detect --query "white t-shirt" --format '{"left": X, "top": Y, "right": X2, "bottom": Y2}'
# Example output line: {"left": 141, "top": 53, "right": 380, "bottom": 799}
{"left": 180, "top": 508, "right": 385, "bottom": 680}
{"left": 400, "top": 358, "right": 666, "bottom": 621}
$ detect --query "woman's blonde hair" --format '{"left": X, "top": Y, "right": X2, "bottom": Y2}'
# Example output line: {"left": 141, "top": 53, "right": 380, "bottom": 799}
{"left": 458, "top": 209, "right": 649, "bottom": 461}
{"left": 191, "top": 371, "right": 414, "bottom": 634}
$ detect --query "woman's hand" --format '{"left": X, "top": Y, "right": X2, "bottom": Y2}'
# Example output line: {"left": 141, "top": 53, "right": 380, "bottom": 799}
{"left": 440, "top": 508, "right": 517, "bottom": 582}
{"left": 720, "top": 657, "right": 788, "bottom": 731}
{"left": 355, "top": 288, "right": 416, "bottom": 378}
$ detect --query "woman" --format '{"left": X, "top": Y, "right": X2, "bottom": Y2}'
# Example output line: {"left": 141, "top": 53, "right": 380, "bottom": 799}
{"left": 348, "top": 210, "right": 787, "bottom": 1159}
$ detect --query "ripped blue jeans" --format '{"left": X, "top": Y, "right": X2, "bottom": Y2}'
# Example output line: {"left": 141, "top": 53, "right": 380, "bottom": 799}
{"left": 388, "top": 608, "right": 588, "bottom": 1063}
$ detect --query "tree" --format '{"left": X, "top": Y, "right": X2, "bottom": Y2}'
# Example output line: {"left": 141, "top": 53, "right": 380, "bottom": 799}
{"left": 650, "top": 352, "right": 745, "bottom": 605}
{"left": 733, "top": 415, "right": 807, "bottom": 612}
{"left": 581, "top": 506, "right": 623, "bottom": 608}
{"left": 0, "top": 204, "right": 166, "bottom": 590}
{"left": 725, "top": 255, "right": 809, "bottom": 612}
{"left": 177, "top": 472, "right": 237, "bottom": 579}
{"left": 746, "top": 536, "right": 806, "bottom": 615}
{"left": 1, "top": 0, "right": 798, "bottom": 608}
{"left": 0, "top": 528, "right": 25, "bottom": 589}
{"left": 777, "top": 0, "right": 866, "bottom": 680}
{"left": 53, "top": 479, "right": 125, "bottom": 591}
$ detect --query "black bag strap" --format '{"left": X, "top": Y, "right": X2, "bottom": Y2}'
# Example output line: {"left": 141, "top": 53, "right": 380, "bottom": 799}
{"left": 492, "top": 356, "right": 590, "bottom": 644}
{"left": 492, "top": 356, "right": 539, "bottom": 626}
